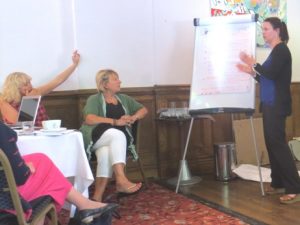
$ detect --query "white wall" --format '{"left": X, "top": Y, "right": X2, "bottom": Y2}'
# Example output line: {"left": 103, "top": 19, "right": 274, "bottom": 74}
{"left": 0, "top": 0, "right": 77, "bottom": 90}
{"left": 256, "top": 0, "right": 300, "bottom": 82}
{"left": 0, "top": 0, "right": 299, "bottom": 91}
{"left": 287, "top": 0, "right": 300, "bottom": 82}
{"left": 74, "top": 0, "right": 154, "bottom": 88}
{"left": 152, "top": 0, "right": 209, "bottom": 85}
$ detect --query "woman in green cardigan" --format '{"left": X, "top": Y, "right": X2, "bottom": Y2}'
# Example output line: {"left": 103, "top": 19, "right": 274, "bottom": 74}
{"left": 80, "top": 69, "right": 148, "bottom": 202}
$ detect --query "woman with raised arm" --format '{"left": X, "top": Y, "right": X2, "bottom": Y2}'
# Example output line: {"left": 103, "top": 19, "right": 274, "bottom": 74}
{"left": 0, "top": 51, "right": 80, "bottom": 126}
{"left": 237, "top": 17, "right": 300, "bottom": 204}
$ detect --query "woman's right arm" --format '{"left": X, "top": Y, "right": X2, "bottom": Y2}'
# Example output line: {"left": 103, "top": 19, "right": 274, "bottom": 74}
{"left": 29, "top": 51, "right": 80, "bottom": 96}
{"left": 85, "top": 114, "right": 129, "bottom": 126}
{"left": 0, "top": 98, "right": 18, "bottom": 124}
{"left": 84, "top": 114, "right": 114, "bottom": 125}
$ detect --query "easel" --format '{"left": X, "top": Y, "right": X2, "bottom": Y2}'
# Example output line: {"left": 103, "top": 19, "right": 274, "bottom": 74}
{"left": 175, "top": 112, "right": 265, "bottom": 196}
{"left": 178, "top": 14, "right": 262, "bottom": 194}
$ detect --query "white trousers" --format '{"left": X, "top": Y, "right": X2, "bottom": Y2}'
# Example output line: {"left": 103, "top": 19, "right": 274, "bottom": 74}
{"left": 93, "top": 128, "right": 127, "bottom": 178}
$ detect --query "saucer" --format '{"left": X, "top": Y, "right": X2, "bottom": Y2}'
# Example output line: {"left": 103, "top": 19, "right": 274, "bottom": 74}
{"left": 40, "top": 127, "right": 67, "bottom": 132}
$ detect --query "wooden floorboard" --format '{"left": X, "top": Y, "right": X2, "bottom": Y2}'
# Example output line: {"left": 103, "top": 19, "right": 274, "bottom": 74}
{"left": 160, "top": 174, "right": 300, "bottom": 225}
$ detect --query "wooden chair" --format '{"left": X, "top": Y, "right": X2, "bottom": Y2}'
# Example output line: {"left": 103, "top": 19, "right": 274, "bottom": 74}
{"left": 130, "top": 121, "right": 148, "bottom": 187}
{"left": 0, "top": 148, "right": 58, "bottom": 225}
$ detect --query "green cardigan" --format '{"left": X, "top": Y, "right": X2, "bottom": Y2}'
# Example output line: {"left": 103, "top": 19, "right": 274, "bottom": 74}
{"left": 79, "top": 92, "right": 144, "bottom": 160}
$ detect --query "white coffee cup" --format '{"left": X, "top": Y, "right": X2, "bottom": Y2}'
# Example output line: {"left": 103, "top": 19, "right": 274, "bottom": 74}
{"left": 42, "top": 120, "right": 61, "bottom": 130}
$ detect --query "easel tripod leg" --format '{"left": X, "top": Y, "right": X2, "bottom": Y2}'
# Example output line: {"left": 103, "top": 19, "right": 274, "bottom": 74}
{"left": 250, "top": 116, "right": 265, "bottom": 196}
{"left": 175, "top": 118, "right": 194, "bottom": 193}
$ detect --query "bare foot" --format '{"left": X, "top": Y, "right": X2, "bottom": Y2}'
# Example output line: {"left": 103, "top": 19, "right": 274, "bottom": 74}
{"left": 280, "top": 194, "right": 296, "bottom": 201}
{"left": 116, "top": 182, "right": 142, "bottom": 193}
{"left": 84, "top": 200, "right": 107, "bottom": 209}
{"left": 280, "top": 194, "right": 300, "bottom": 204}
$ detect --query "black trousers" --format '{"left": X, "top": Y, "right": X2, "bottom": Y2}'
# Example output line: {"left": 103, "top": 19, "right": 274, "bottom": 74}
{"left": 262, "top": 104, "right": 300, "bottom": 194}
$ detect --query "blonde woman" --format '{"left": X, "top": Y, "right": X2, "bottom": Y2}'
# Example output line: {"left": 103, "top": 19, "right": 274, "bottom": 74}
{"left": 0, "top": 51, "right": 80, "bottom": 126}
{"left": 80, "top": 69, "right": 148, "bottom": 202}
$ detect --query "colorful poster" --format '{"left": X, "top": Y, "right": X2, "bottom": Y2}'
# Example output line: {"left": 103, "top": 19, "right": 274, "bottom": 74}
{"left": 210, "top": 0, "right": 287, "bottom": 47}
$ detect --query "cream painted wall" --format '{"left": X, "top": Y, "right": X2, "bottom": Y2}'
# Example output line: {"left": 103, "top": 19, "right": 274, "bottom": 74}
{"left": 286, "top": 0, "right": 300, "bottom": 81}
{"left": 256, "top": 0, "right": 300, "bottom": 81}
{"left": 0, "top": 0, "right": 298, "bottom": 91}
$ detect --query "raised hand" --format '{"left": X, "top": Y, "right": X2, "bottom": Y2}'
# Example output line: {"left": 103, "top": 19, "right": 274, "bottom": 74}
{"left": 239, "top": 51, "right": 255, "bottom": 66}
{"left": 72, "top": 50, "right": 80, "bottom": 65}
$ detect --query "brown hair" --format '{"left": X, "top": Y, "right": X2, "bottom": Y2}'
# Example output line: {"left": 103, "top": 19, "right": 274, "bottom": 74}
{"left": 264, "top": 17, "right": 289, "bottom": 43}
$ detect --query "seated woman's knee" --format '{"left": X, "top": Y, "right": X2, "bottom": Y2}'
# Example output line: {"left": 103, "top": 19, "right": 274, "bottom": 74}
{"left": 106, "top": 128, "right": 126, "bottom": 141}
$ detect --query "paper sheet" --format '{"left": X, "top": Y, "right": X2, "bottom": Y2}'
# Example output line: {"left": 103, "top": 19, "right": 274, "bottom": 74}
{"left": 233, "top": 164, "right": 300, "bottom": 183}
{"left": 233, "top": 164, "right": 271, "bottom": 183}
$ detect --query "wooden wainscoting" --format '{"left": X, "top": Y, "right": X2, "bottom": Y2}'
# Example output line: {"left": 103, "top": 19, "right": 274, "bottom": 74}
{"left": 43, "top": 90, "right": 80, "bottom": 129}
{"left": 42, "top": 83, "right": 300, "bottom": 180}
{"left": 290, "top": 83, "right": 300, "bottom": 137}
{"left": 154, "top": 85, "right": 215, "bottom": 177}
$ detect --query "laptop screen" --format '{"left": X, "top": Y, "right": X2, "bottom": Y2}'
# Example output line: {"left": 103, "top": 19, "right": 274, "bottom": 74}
{"left": 17, "top": 96, "right": 41, "bottom": 123}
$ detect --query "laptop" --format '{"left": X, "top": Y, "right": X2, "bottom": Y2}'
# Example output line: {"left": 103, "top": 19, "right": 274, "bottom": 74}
{"left": 9, "top": 95, "right": 41, "bottom": 128}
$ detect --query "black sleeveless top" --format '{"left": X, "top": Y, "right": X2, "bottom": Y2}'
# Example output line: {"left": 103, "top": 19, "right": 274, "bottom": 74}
{"left": 91, "top": 101, "right": 130, "bottom": 146}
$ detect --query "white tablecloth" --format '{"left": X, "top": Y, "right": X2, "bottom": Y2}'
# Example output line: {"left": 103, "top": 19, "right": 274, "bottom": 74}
{"left": 17, "top": 131, "right": 94, "bottom": 216}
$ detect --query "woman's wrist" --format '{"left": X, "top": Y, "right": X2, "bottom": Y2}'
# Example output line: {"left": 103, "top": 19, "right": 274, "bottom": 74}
{"left": 71, "top": 62, "right": 79, "bottom": 68}
{"left": 252, "top": 63, "right": 257, "bottom": 71}
{"left": 112, "top": 119, "right": 117, "bottom": 126}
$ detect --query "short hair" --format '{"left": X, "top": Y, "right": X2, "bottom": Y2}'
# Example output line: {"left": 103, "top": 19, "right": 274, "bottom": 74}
{"left": 95, "top": 69, "right": 119, "bottom": 92}
{"left": 264, "top": 17, "right": 289, "bottom": 43}
{"left": 1, "top": 72, "right": 32, "bottom": 103}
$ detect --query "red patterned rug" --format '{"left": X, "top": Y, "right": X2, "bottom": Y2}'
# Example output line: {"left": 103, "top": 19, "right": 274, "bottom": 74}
{"left": 56, "top": 182, "right": 263, "bottom": 225}
{"left": 112, "top": 183, "right": 249, "bottom": 225}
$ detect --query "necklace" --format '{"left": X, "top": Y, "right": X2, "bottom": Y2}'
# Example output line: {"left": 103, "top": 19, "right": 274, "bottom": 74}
{"left": 104, "top": 95, "right": 117, "bottom": 104}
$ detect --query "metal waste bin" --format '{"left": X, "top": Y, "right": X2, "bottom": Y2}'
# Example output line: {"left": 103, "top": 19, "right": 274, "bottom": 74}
{"left": 214, "top": 142, "right": 237, "bottom": 181}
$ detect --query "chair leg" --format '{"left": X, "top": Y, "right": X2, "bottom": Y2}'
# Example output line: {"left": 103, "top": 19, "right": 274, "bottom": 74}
{"left": 137, "top": 158, "right": 148, "bottom": 188}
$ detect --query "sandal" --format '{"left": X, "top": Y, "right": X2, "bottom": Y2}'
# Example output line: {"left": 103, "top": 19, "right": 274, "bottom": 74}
{"left": 116, "top": 182, "right": 143, "bottom": 199}
{"left": 280, "top": 194, "right": 300, "bottom": 204}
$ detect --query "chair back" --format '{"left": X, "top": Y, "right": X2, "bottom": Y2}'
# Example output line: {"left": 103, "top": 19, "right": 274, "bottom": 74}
{"left": 131, "top": 121, "right": 140, "bottom": 147}
{"left": 0, "top": 148, "right": 58, "bottom": 225}
{"left": 0, "top": 148, "right": 30, "bottom": 225}
{"left": 129, "top": 121, "right": 148, "bottom": 187}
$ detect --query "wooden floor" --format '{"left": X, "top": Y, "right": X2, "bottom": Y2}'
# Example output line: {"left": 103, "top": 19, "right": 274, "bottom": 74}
{"left": 165, "top": 174, "right": 300, "bottom": 225}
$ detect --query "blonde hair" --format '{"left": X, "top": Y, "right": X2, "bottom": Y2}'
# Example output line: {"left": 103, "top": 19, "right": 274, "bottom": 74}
{"left": 95, "top": 69, "right": 118, "bottom": 92}
{"left": 1, "top": 72, "right": 32, "bottom": 103}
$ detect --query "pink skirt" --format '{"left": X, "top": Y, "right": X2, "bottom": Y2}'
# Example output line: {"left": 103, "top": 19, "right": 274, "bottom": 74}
{"left": 17, "top": 153, "right": 72, "bottom": 212}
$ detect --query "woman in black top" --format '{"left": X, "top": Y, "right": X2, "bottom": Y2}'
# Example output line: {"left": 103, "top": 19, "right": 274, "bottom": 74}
{"left": 237, "top": 17, "right": 300, "bottom": 204}
{"left": 80, "top": 69, "right": 148, "bottom": 202}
